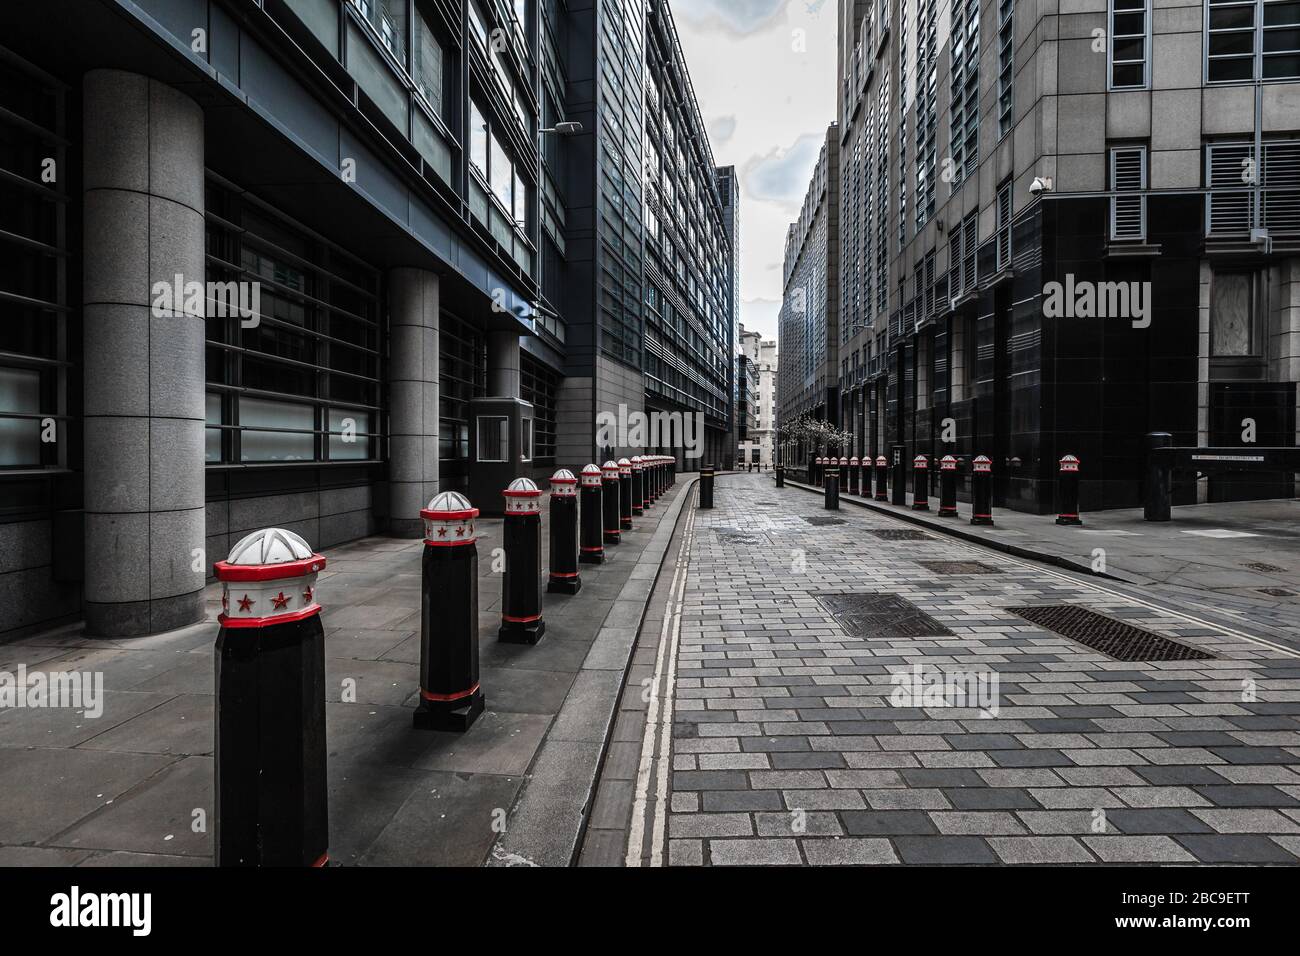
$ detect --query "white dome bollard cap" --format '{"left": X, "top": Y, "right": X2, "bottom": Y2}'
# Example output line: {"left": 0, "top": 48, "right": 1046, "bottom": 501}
{"left": 215, "top": 528, "right": 326, "bottom": 627}
{"left": 551, "top": 469, "right": 578, "bottom": 496}
{"left": 504, "top": 476, "right": 542, "bottom": 514}
{"left": 422, "top": 491, "right": 480, "bottom": 547}
{"left": 581, "top": 464, "right": 603, "bottom": 487}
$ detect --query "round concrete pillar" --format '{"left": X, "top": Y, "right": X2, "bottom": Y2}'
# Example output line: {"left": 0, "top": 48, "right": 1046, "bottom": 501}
{"left": 82, "top": 70, "right": 206, "bottom": 637}
{"left": 389, "top": 268, "right": 441, "bottom": 537}
{"left": 488, "top": 331, "right": 521, "bottom": 398}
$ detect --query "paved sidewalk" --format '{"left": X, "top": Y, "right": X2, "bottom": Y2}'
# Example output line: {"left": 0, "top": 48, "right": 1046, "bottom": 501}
{"left": 598, "top": 473, "right": 1300, "bottom": 866}
{"left": 0, "top": 480, "right": 689, "bottom": 866}
{"left": 787, "top": 476, "right": 1300, "bottom": 642}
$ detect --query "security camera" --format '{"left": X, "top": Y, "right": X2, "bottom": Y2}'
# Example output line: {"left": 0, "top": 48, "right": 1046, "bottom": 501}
{"left": 1029, "top": 176, "right": 1054, "bottom": 196}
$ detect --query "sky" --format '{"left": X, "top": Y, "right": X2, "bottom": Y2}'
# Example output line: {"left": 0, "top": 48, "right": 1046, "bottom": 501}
{"left": 670, "top": 0, "right": 838, "bottom": 346}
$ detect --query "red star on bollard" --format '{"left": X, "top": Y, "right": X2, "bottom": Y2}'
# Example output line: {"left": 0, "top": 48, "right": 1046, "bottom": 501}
{"left": 238, "top": 595, "right": 254, "bottom": 612}
{"left": 302, "top": 585, "right": 314, "bottom": 604}
{"left": 272, "top": 591, "right": 290, "bottom": 610}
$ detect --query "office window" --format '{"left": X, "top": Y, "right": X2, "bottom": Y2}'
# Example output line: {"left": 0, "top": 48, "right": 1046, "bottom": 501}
{"left": 412, "top": 6, "right": 445, "bottom": 117}
{"left": 350, "top": 0, "right": 407, "bottom": 69}
{"left": 1207, "top": 0, "right": 1300, "bottom": 82}
{"left": 949, "top": 0, "right": 980, "bottom": 186}
{"left": 996, "top": 181, "right": 1013, "bottom": 269}
{"left": 1110, "top": 0, "right": 1150, "bottom": 88}
{"left": 477, "top": 417, "right": 509, "bottom": 462}
{"left": 204, "top": 180, "right": 381, "bottom": 466}
{"left": 1109, "top": 145, "right": 1148, "bottom": 240}
{"left": 998, "top": 0, "right": 1015, "bottom": 136}
{"left": 470, "top": 102, "right": 488, "bottom": 176}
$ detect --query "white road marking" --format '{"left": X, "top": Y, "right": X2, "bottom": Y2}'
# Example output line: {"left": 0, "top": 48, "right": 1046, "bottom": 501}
{"left": 625, "top": 489, "right": 696, "bottom": 867}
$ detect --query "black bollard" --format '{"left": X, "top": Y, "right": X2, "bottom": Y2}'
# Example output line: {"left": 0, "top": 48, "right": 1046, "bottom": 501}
{"left": 939, "top": 455, "right": 959, "bottom": 518}
{"left": 971, "top": 455, "right": 994, "bottom": 526}
{"left": 875, "top": 455, "right": 889, "bottom": 501}
{"left": 825, "top": 465, "right": 840, "bottom": 510}
{"left": 547, "top": 469, "right": 582, "bottom": 594}
{"left": 891, "top": 444, "right": 908, "bottom": 506}
{"left": 775, "top": 465, "right": 785, "bottom": 488}
{"left": 602, "top": 461, "right": 622, "bottom": 545}
{"left": 700, "top": 463, "right": 715, "bottom": 509}
{"left": 215, "top": 528, "right": 329, "bottom": 867}
{"left": 499, "top": 477, "right": 546, "bottom": 645}
{"left": 1145, "top": 432, "right": 1173, "bottom": 522}
{"left": 631, "top": 456, "right": 645, "bottom": 517}
{"left": 1056, "top": 455, "right": 1083, "bottom": 526}
{"left": 618, "top": 457, "right": 634, "bottom": 531}
{"left": 849, "top": 457, "right": 860, "bottom": 496}
{"left": 579, "top": 464, "right": 606, "bottom": 565}
{"left": 912, "top": 455, "right": 931, "bottom": 511}
{"left": 642, "top": 455, "right": 655, "bottom": 510}
{"left": 839, "top": 458, "right": 849, "bottom": 495}
{"left": 415, "top": 493, "right": 486, "bottom": 733}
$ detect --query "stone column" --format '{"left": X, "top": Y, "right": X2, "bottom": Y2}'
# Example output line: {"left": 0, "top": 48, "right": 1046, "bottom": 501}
{"left": 83, "top": 70, "right": 206, "bottom": 637}
{"left": 388, "top": 268, "right": 441, "bottom": 538}
{"left": 489, "top": 330, "right": 521, "bottom": 397}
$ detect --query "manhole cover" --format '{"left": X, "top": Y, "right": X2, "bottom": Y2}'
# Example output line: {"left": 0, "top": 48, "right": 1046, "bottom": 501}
{"left": 714, "top": 529, "right": 758, "bottom": 544}
{"left": 802, "top": 516, "right": 846, "bottom": 526}
{"left": 1258, "top": 588, "right": 1296, "bottom": 597}
{"left": 868, "top": 529, "right": 932, "bottom": 541}
{"left": 815, "top": 592, "right": 955, "bottom": 639}
{"left": 1246, "top": 562, "right": 1286, "bottom": 573}
{"left": 918, "top": 560, "right": 1000, "bottom": 575}
{"left": 1008, "top": 606, "right": 1213, "bottom": 662}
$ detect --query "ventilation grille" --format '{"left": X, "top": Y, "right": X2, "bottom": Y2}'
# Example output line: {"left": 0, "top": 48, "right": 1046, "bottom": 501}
{"left": 1110, "top": 146, "right": 1147, "bottom": 241}
{"left": 1009, "top": 606, "right": 1214, "bottom": 662}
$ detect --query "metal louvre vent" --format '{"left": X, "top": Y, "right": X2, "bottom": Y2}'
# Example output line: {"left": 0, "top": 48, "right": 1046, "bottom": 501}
{"left": 1262, "top": 140, "right": 1300, "bottom": 233}
{"left": 1110, "top": 146, "right": 1147, "bottom": 241}
{"left": 1009, "top": 606, "right": 1214, "bottom": 662}
{"left": 1207, "top": 142, "right": 1255, "bottom": 236}
{"left": 996, "top": 183, "right": 1013, "bottom": 269}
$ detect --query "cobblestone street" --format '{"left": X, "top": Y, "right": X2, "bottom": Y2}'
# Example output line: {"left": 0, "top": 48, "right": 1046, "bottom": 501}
{"left": 595, "top": 473, "right": 1300, "bottom": 866}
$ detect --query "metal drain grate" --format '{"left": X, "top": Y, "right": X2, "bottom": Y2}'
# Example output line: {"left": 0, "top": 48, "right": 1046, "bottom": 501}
{"left": 1258, "top": 588, "right": 1296, "bottom": 598}
{"left": 1245, "top": 562, "right": 1286, "bottom": 573}
{"left": 802, "top": 516, "right": 846, "bottom": 526}
{"left": 918, "top": 560, "right": 1000, "bottom": 575}
{"left": 815, "top": 592, "right": 955, "bottom": 639}
{"left": 868, "top": 528, "right": 932, "bottom": 541}
{"left": 1008, "top": 606, "right": 1213, "bottom": 662}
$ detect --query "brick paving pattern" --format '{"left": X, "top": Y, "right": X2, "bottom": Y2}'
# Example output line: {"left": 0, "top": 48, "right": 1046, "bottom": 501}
{"left": 613, "top": 474, "right": 1300, "bottom": 866}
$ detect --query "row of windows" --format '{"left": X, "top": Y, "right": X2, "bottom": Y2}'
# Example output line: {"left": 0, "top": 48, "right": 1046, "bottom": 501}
{"left": 1111, "top": 0, "right": 1300, "bottom": 88}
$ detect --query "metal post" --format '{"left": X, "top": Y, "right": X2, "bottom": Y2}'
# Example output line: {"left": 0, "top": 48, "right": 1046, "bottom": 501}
{"left": 602, "top": 461, "right": 622, "bottom": 544}
{"left": 700, "top": 463, "right": 715, "bottom": 509}
{"left": 912, "top": 455, "right": 931, "bottom": 511}
{"left": 547, "top": 469, "right": 582, "bottom": 594}
{"left": 579, "top": 464, "right": 605, "bottom": 564}
{"left": 415, "top": 494, "right": 485, "bottom": 732}
{"left": 618, "top": 457, "right": 634, "bottom": 531}
{"left": 939, "top": 455, "right": 959, "bottom": 517}
{"left": 971, "top": 455, "right": 994, "bottom": 526}
{"left": 891, "top": 443, "right": 908, "bottom": 506}
{"left": 875, "top": 455, "right": 889, "bottom": 501}
{"left": 214, "top": 529, "right": 329, "bottom": 866}
{"left": 824, "top": 464, "right": 839, "bottom": 510}
{"left": 499, "top": 478, "right": 545, "bottom": 645}
{"left": 1145, "top": 432, "right": 1173, "bottom": 522}
{"left": 1056, "top": 455, "right": 1083, "bottom": 526}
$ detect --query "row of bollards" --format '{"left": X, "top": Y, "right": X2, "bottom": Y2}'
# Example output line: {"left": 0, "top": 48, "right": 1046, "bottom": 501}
{"left": 805, "top": 453, "right": 1085, "bottom": 527}
{"left": 213, "top": 456, "right": 679, "bottom": 866}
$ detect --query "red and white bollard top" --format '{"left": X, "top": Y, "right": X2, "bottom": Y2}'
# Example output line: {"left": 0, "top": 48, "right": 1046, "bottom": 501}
{"left": 941, "top": 455, "right": 958, "bottom": 472}
{"left": 1060, "top": 454, "right": 1080, "bottom": 474}
{"left": 840, "top": 457, "right": 848, "bottom": 467}
{"left": 602, "top": 460, "right": 620, "bottom": 481}
{"left": 422, "top": 491, "right": 479, "bottom": 548}
{"left": 876, "top": 456, "right": 887, "bottom": 467}
{"left": 504, "top": 477, "right": 542, "bottom": 515}
{"left": 581, "top": 464, "right": 603, "bottom": 488}
{"left": 618, "top": 457, "right": 632, "bottom": 476}
{"left": 915, "top": 455, "right": 929, "bottom": 470}
{"left": 551, "top": 468, "right": 578, "bottom": 497}
{"left": 974, "top": 455, "right": 992, "bottom": 474}
{"left": 631, "top": 455, "right": 644, "bottom": 472}
{"left": 850, "top": 457, "right": 860, "bottom": 467}
{"left": 215, "top": 528, "right": 326, "bottom": 629}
